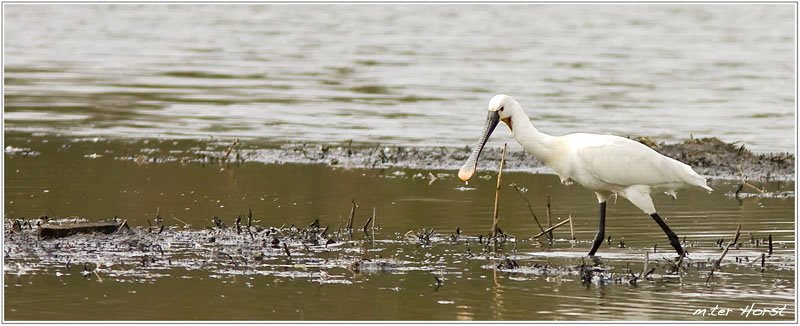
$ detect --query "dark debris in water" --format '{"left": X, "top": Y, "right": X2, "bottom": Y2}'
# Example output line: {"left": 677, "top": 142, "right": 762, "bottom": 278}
{"left": 4, "top": 210, "right": 792, "bottom": 290}
{"left": 3, "top": 213, "right": 456, "bottom": 285}
{"left": 496, "top": 258, "right": 665, "bottom": 287}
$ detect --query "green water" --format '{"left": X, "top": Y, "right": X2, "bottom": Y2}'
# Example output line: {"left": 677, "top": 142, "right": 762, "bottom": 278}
{"left": 3, "top": 136, "right": 795, "bottom": 321}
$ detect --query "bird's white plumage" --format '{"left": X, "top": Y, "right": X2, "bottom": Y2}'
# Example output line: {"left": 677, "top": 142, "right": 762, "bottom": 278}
{"left": 489, "top": 94, "right": 712, "bottom": 215}
{"left": 569, "top": 133, "right": 710, "bottom": 192}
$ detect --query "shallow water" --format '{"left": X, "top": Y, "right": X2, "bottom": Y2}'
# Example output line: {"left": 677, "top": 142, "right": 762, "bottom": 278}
{"left": 3, "top": 137, "right": 795, "bottom": 321}
{"left": 3, "top": 4, "right": 796, "bottom": 153}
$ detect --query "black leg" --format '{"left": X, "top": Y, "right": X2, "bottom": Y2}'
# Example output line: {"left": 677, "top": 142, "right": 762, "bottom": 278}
{"left": 650, "top": 213, "right": 684, "bottom": 257}
{"left": 588, "top": 202, "right": 607, "bottom": 256}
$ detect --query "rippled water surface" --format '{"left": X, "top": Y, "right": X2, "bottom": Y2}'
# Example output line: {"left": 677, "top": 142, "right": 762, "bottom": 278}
{"left": 2, "top": 4, "right": 797, "bottom": 321}
{"left": 3, "top": 4, "right": 796, "bottom": 153}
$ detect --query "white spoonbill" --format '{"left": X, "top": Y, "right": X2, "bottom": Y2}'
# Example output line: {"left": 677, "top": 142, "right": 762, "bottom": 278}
{"left": 458, "top": 94, "right": 712, "bottom": 257}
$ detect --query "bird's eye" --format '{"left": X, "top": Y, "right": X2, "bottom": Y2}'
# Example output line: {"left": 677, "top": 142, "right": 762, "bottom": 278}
{"left": 499, "top": 106, "right": 504, "bottom": 111}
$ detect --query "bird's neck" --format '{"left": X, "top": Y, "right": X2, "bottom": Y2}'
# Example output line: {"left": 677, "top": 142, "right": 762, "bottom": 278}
{"left": 510, "top": 111, "right": 556, "bottom": 162}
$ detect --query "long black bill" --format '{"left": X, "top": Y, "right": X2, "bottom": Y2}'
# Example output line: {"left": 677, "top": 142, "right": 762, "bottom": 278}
{"left": 458, "top": 110, "right": 500, "bottom": 181}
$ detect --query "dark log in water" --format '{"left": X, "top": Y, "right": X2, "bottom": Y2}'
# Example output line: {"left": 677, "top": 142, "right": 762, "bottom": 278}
{"left": 37, "top": 221, "right": 127, "bottom": 239}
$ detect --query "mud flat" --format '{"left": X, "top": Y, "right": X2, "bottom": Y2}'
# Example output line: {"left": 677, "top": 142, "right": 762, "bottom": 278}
{"left": 5, "top": 133, "right": 793, "bottom": 182}
{"left": 253, "top": 136, "right": 794, "bottom": 182}
{"left": 4, "top": 214, "right": 793, "bottom": 287}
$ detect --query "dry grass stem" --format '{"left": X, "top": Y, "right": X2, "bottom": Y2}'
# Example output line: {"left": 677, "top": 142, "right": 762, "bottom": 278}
{"left": 490, "top": 143, "right": 508, "bottom": 239}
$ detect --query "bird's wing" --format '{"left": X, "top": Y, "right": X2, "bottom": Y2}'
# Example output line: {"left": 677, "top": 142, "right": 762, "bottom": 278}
{"left": 572, "top": 135, "right": 704, "bottom": 189}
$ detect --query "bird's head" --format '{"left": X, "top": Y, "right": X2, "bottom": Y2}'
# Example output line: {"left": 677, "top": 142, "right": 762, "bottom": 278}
{"left": 488, "top": 94, "right": 518, "bottom": 130}
{"left": 457, "top": 94, "right": 519, "bottom": 182}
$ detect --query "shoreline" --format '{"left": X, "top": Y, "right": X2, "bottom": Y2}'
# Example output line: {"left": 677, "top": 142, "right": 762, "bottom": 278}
{"left": 4, "top": 133, "right": 795, "bottom": 182}
{"left": 244, "top": 136, "right": 795, "bottom": 182}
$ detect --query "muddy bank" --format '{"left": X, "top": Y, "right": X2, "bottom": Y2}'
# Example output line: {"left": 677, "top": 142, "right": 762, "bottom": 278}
{"left": 249, "top": 136, "right": 794, "bottom": 182}
{"left": 5, "top": 133, "right": 794, "bottom": 182}
{"left": 648, "top": 137, "right": 795, "bottom": 182}
{"left": 137, "top": 136, "right": 793, "bottom": 182}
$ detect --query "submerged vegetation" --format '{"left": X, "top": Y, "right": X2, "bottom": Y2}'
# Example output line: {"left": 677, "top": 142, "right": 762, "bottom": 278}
{"left": 4, "top": 206, "right": 790, "bottom": 293}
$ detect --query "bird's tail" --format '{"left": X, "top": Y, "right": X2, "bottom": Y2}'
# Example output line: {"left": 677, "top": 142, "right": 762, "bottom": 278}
{"left": 673, "top": 158, "right": 713, "bottom": 192}
{"left": 687, "top": 170, "right": 713, "bottom": 192}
